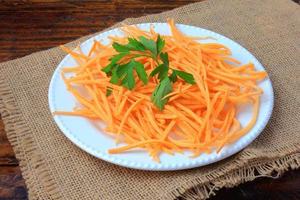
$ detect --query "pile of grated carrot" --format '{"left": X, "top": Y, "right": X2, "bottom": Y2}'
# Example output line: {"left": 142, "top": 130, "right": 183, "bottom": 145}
{"left": 54, "top": 19, "right": 267, "bottom": 162}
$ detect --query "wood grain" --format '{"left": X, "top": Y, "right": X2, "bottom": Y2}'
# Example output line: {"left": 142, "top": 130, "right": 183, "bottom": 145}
{"left": 0, "top": 0, "right": 200, "bottom": 62}
{"left": 0, "top": 1, "right": 299, "bottom": 200}
{"left": 0, "top": 167, "right": 27, "bottom": 200}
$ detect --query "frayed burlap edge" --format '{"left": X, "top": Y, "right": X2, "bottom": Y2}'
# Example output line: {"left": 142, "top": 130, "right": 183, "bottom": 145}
{"left": 0, "top": 77, "right": 62, "bottom": 199}
{"left": 170, "top": 153, "right": 300, "bottom": 200}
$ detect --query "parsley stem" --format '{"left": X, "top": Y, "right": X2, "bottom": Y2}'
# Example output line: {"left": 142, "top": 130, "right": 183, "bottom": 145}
{"left": 131, "top": 53, "right": 160, "bottom": 65}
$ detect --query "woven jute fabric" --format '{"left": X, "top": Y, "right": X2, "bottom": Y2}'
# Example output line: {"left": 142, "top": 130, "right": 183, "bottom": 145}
{"left": 0, "top": 0, "right": 299, "bottom": 199}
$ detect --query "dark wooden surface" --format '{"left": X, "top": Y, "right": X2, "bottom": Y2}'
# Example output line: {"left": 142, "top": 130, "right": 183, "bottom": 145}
{"left": 0, "top": 1, "right": 299, "bottom": 200}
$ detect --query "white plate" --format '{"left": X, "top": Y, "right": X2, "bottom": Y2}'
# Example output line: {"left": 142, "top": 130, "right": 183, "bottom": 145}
{"left": 48, "top": 23, "right": 274, "bottom": 171}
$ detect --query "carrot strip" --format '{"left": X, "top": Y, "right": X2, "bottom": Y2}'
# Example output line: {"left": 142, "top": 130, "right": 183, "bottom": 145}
{"left": 108, "top": 139, "right": 176, "bottom": 154}
{"left": 53, "top": 111, "right": 99, "bottom": 119}
{"left": 116, "top": 98, "right": 144, "bottom": 142}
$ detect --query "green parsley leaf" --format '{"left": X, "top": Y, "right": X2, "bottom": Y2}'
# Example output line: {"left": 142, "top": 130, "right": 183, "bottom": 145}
{"left": 122, "top": 70, "right": 135, "bottom": 90}
{"left": 150, "top": 52, "right": 170, "bottom": 81}
{"left": 120, "top": 61, "right": 135, "bottom": 90}
{"left": 127, "top": 38, "right": 145, "bottom": 51}
{"left": 116, "top": 63, "right": 128, "bottom": 78}
{"left": 149, "top": 64, "right": 164, "bottom": 77}
{"left": 160, "top": 52, "right": 169, "bottom": 67}
{"left": 156, "top": 35, "right": 165, "bottom": 55}
{"left": 173, "top": 70, "right": 196, "bottom": 84}
{"left": 112, "top": 38, "right": 146, "bottom": 53}
{"left": 106, "top": 68, "right": 119, "bottom": 96}
{"left": 116, "top": 60, "right": 148, "bottom": 85}
{"left": 112, "top": 42, "right": 131, "bottom": 52}
{"left": 151, "top": 77, "right": 173, "bottom": 110}
{"left": 115, "top": 60, "right": 134, "bottom": 90}
{"left": 110, "top": 52, "right": 129, "bottom": 63}
{"left": 102, "top": 52, "right": 129, "bottom": 74}
{"left": 110, "top": 67, "right": 119, "bottom": 84}
{"left": 149, "top": 64, "right": 169, "bottom": 81}
{"left": 139, "top": 36, "right": 157, "bottom": 56}
{"left": 102, "top": 63, "right": 116, "bottom": 75}
{"left": 106, "top": 89, "right": 112, "bottom": 96}
{"left": 158, "top": 65, "right": 169, "bottom": 80}
{"left": 134, "top": 60, "right": 148, "bottom": 84}
{"left": 169, "top": 70, "right": 178, "bottom": 82}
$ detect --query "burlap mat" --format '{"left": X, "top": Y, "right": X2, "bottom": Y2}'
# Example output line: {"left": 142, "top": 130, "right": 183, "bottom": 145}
{"left": 0, "top": 0, "right": 299, "bottom": 199}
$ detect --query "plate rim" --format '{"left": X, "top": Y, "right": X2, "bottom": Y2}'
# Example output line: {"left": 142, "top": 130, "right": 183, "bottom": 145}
{"left": 48, "top": 22, "right": 274, "bottom": 171}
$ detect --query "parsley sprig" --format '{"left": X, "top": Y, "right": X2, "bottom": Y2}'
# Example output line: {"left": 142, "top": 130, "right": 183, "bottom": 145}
{"left": 102, "top": 35, "right": 195, "bottom": 110}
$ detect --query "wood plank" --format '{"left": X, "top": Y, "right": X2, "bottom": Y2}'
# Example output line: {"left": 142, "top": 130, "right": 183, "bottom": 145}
{"left": 210, "top": 170, "right": 300, "bottom": 200}
{"left": 0, "top": 166, "right": 27, "bottom": 200}
{"left": 0, "top": 0, "right": 199, "bottom": 62}
{"left": 0, "top": 117, "right": 18, "bottom": 166}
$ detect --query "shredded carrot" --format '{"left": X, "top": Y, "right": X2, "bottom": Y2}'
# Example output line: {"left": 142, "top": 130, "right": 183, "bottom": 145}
{"left": 54, "top": 19, "right": 267, "bottom": 161}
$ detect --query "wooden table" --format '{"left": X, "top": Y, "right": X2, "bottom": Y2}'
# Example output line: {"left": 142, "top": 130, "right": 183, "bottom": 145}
{"left": 0, "top": 1, "right": 299, "bottom": 199}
